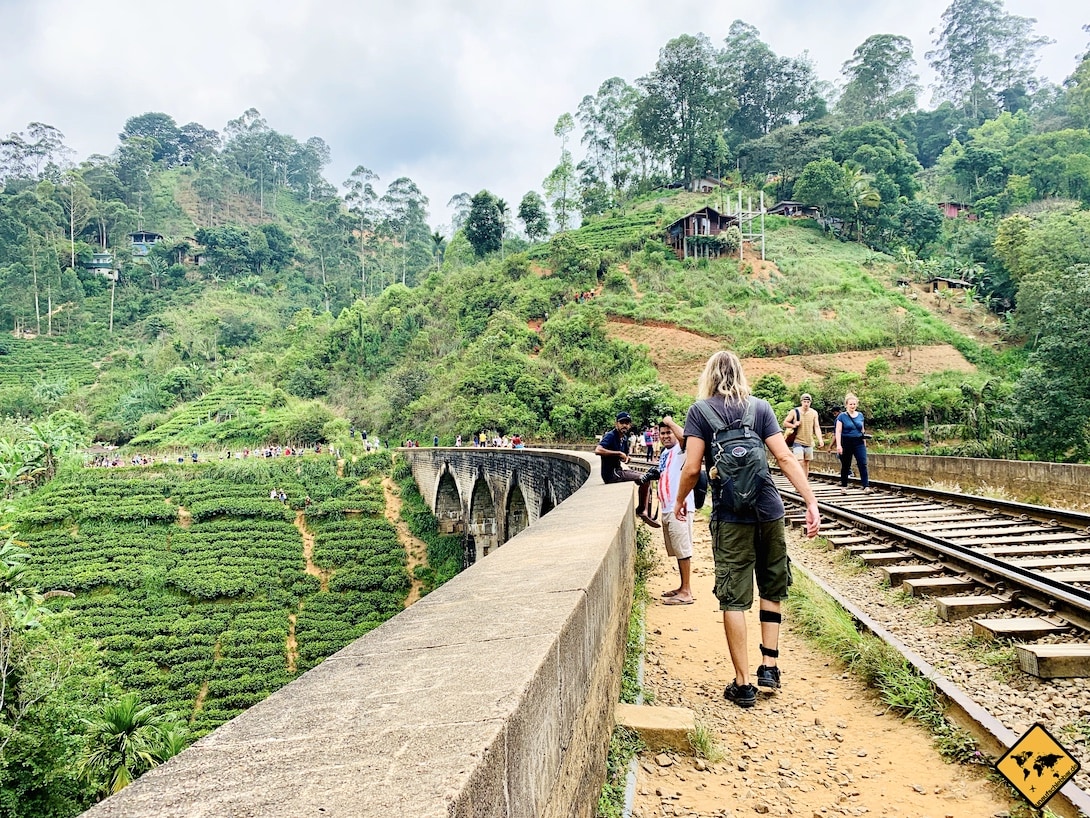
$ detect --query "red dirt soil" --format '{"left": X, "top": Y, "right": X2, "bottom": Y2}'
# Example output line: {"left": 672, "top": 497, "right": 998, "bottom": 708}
{"left": 606, "top": 319, "right": 976, "bottom": 395}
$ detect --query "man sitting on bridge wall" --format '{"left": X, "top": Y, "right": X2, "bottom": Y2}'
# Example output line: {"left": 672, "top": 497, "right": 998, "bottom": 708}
{"left": 595, "top": 411, "right": 660, "bottom": 528}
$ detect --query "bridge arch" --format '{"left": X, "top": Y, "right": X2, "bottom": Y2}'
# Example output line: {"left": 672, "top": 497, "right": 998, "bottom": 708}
{"left": 504, "top": 473, "right": 530, "bottom": 542}
{"left": 540, "top": 487, "right": 556, "bottom": 517}
{"left": 435, "top": 467, "right": 462, "bottom": 534}
{"left": 468, "top": 472, "right": 497, "bottom": 563}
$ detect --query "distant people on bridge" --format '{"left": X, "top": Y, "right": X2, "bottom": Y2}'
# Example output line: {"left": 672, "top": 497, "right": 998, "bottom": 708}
{"left": 675, "top": 351, "right": 820, "bottom": 709}
{"left": 433, "top": 434, "right": 440, "bottom": 447}
{"left": 594, "top": 412, "right": 659, "bottom": 529}
{"left": 643, "top": 426, "right": 656, "bottom": 462}
{"left": 783, "top": 394, "right": 823, "bottom": 478}
{"left": 654, "top": 417, "right": 695, "bottom": 605}
{"left": 835, "top": 392, "right": 870, "bottom": 494}
{"left": 455, "top": 434, "right": 463, "bottom": 447}
{"left": 512, "top": 434, "right": 523, "bottom": 448}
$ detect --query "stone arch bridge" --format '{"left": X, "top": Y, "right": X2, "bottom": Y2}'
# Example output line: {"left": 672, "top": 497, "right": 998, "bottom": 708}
{"left": 407, "top": 447, "right": 590, "bottom": 565}
{"left": 82, "top": 447, "right": 639, "bottom": 818}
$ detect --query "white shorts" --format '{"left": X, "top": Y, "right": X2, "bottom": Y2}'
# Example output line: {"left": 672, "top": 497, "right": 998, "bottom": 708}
{"left": 662, "top": 510, "right": 694, "bottom": 560}
{"left": 792, "top": 443, "right": 814, "bottom": 461}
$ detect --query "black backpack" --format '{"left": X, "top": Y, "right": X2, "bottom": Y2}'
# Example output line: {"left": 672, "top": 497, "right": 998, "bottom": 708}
{"left": 693, "top": 397, "right": 772, "bottom": 516}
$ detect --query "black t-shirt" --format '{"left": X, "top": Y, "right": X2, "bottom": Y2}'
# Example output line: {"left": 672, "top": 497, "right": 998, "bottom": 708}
{"left": 683, "top": 396, "right": 785, "bottom": 524}
{"left": 598, "top": 427, "right": 629, "bottom": 483}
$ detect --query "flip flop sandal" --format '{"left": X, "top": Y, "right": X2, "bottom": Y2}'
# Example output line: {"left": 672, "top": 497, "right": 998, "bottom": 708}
{"left": 662, "top": 597, "right": 694, "bottom": 605}
{"left": 661, "top": 589, "right": 679, "bottom": 598}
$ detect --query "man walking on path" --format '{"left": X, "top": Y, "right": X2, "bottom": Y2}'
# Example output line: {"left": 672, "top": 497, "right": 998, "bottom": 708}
{"left": 674, "top": 351, "right": 820, "bottom": 708}
{"left": 656, "top": 416, "right": 695, "bottom": 605}
{"left": 783, "top": 394, "right": 823, "bottom": 478}
{"left": 595, "top": 412, "right": 660, "bottom": 528}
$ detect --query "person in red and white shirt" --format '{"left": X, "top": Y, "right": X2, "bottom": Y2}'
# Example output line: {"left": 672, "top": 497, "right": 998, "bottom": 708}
{"left": 656, "top": 416, "right": 695, "bottom": 605}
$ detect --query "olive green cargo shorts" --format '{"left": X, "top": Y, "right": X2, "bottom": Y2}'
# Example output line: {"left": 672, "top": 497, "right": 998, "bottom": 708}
{"left": 710, "top": 518, "right": 792, "bottom": 611}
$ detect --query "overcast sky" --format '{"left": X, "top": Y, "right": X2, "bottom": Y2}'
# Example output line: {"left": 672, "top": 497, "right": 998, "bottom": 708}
{"left": 2, "top": 0, "right": 1085, "bottom": 230}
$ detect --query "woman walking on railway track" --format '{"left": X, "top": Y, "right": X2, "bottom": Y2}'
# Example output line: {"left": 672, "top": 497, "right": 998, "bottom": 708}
{"left": 835, "top": 392, "right": 870, "bottom": 493}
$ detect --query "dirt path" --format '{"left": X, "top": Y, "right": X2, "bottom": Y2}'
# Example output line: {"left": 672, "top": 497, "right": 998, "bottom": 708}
{"left": 631, "top": 522, "right": 1017, "bottom": 818}
{"left": 285, "top": 613, "right": 299, "bottom": 673}
{"left": 294, "top": 511, "right": 328, "bottom": 592}
{"left": 382, "top": 477, "right": 427, "bottom": 607}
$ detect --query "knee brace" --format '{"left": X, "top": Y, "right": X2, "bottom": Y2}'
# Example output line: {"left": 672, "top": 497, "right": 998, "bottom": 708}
{"left": 759, "top": 609, "right": 782, "bottom": 624}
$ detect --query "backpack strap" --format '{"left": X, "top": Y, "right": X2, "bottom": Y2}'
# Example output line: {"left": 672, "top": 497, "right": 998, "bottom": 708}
{"left": 741, "top": 396, "right": 757, "bottom": 432}
{"left": 693, "top": 399, "right": 726, "bottom": 433}
{"left": 695, "top": 397, "right": 757, "bottom": 434}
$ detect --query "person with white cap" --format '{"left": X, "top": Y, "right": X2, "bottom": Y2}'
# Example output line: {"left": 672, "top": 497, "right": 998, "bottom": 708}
{"left": 782, "top": 394, "right": 823, "bottom": 478}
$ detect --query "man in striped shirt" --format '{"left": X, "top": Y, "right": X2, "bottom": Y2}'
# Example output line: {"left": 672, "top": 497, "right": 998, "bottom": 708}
{"left": 657, "top": 416, "right": 695, "bottom": 605}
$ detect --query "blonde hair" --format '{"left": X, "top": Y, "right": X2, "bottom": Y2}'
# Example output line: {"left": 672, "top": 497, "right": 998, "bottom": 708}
{"left": 697, "top": 351, "right": 751, "bottom": 404}
{"left": 844, "top": 392, "right": 859, "bottom": 405}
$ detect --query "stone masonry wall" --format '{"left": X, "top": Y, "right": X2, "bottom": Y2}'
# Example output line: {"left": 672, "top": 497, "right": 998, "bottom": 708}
{"left": 811, "top": 451, "right": 1090, "bottom": 509}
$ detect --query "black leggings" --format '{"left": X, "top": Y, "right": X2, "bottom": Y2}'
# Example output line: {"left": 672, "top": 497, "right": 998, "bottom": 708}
{"left": 840, "top": 438, "right": 869, "bottom": 488}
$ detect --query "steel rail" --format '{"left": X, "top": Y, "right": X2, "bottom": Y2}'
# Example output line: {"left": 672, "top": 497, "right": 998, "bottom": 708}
{"left": 777, "top": 484, "right": 1090, "bottom": 624}
{"left": 806, "top": 469, "right": 1090, "bottom": 531}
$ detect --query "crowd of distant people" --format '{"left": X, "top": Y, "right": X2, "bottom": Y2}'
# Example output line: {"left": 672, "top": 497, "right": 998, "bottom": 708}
{"left": 86, "top": 443, "right": 329, "bottom": 468}
{"left": 405, "top": 432, "right": 526, "bottom": 448}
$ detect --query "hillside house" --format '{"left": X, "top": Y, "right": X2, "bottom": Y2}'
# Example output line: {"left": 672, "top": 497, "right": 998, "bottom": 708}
{"left": 926, "top": 276, "right": 972, "bottom": 293}
{"left": 129, "top": 231, "right": 163, "bottom": 257}
{"left": 688, "top": 175, "right": 726, "bottom": 194}
{"left": 85, "top": 251, "right": 118, "bottom": 282}
{"left": 666, "top": 207, "right": 738, "bottom": 259}
{"left": 665, "top": 175, "right": 727, "bottom": 193}
{"left": 937, "top": 202, "right": 977, "bottom": 221}
{"left": 767, "top": 200, "right": 821, "bottom": 218}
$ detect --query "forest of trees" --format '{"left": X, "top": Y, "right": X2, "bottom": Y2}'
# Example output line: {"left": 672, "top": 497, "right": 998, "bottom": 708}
{"left": 0, "top": 3, "right": 1089, "bottom": 460}
{"left": 6, "top": 2, "right": 1090, "bottom": 812}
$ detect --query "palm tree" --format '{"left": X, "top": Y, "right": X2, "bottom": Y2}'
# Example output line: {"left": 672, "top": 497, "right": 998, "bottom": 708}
{"left": 934, "top": 380, "right": 1021, "bottom": 459}
{"left": 22, "top": 420, "right": 76, "bottom": 486}
{"left": 0, "top": 439, "right": 34, "bottom": 499}
{"left": 431, "top": 231, "right": 446, "bottom": 273}
{"left": 79, "top": 694, "right": 178, "bottom": 796}
{"left": 843, "top": 163, "right": 881, "bottom": 243}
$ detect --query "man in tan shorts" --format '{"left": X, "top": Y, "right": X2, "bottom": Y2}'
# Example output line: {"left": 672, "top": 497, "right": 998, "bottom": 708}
{"left": 655, "top": 417, "right": 695, "bottom": 604}
{"left": 783, "top": 394, "right": 823, "bottom": 478}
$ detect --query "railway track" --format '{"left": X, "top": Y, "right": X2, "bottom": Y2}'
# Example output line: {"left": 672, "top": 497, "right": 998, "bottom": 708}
{"left": 777, "top": 472, "right": 1090, "bottom": 679}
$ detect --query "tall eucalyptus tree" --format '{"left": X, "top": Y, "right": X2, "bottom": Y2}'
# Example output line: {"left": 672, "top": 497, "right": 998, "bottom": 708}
{"left": 927, "top": 0, "right": 1052, "bottom": 121}
{"left": 636, "top": 33, "right": 733, "bottom": 184}
{"left": 838, "top": 34, "right": 920, "bottom": 124}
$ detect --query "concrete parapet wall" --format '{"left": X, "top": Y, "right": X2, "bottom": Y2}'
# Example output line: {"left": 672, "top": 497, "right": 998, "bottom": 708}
{"left": 82, "top": 450, "right": 637, "bottom": 818}
{"left": 811, "top": 451, "right": 1090, "bottom": 508}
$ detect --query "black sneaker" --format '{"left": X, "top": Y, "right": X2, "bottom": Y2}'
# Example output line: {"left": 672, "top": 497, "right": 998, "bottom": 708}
{"left": 756, "top": 664, "right": 781, "bottom": 690}
{"left": 723, "top": 681, "right": 757, "bottom": 708}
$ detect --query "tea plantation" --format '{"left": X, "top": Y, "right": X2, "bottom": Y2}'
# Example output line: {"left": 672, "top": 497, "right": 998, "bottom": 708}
{"left": 15, "top": 452, "right": 407, "bottom": 737}
{"left": 0, "top": 336, "right": 98, "bottom": 389}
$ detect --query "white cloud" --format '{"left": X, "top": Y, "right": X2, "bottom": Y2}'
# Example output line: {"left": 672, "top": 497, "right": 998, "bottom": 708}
{"left": 2, "top": 0, "right": 1085, "bottom": 229}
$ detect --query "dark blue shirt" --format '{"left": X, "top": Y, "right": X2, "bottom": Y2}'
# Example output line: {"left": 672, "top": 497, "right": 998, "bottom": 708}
{"left": 836, "top": 411, "right": 865, "bottom": 441}
{"left": 598, "top": 428, "right": 630, "bottom": 483}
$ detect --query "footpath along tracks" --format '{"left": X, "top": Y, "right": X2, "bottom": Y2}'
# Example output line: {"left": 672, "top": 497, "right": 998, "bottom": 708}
{"left": 775, "top": 473, "right": 1090, "bottom": 808}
